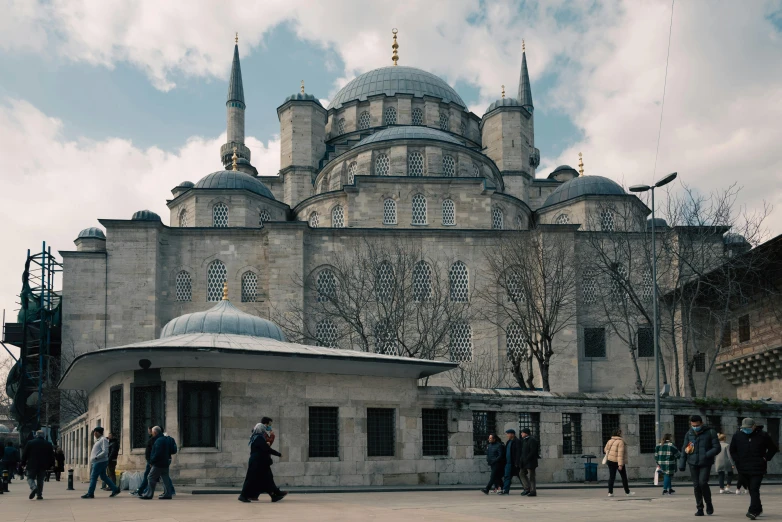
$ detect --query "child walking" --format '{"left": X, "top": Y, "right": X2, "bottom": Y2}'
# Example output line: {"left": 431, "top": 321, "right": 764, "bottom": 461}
{"left": 654, "top": 433, "right": 681, "bottom": 495}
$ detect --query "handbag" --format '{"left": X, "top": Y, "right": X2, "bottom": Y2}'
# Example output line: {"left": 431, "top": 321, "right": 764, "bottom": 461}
{"left": 602, "top": 455, "right": 608, "bottom": 465}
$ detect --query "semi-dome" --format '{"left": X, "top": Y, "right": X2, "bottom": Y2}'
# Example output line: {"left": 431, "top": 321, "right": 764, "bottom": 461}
{"left": 647, "top": 217, "right": 668, "bottom": 229}
{"left": 77, "top": 227, "right": 106, "bottom": 240}
{"left": 542, "top": 175, "right": 625, "bottom": 207}
{"left": 484, "top": 97, "right": 522, "bottom": 115}
{"left": 177, "top": 181, "right": 195, "bottom": 188}
{"left": 160, "top": 298, "right": 286, "bottom": 342}
{"left": 356, "top": 126, "right": 464, "bottom": 147}
{"left": 131, "top": 210, "right": 162, "bottom": 221}
{"left": 194, "top": 170, "right": 275, "bottom": 200}
{"left": 328, "top": 66, "right": 466, "bottom": 110}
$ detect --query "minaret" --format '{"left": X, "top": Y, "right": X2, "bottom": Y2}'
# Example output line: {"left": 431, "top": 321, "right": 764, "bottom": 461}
{"left": 518, "top": 39, "right": 533, "bottom": 113}
{"left": 220, "top": 33, "right": 254, "bottom": 173}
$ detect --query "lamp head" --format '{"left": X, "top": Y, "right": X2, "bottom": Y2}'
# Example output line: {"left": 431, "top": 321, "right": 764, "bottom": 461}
{"left": 655, "top": 172, "right": 678, "bottom": 188}
{"left": 629, "top": 184, "right": 651, "bottom": 193}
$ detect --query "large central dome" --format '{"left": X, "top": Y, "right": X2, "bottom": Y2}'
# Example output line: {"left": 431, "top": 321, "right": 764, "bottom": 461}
{"left": 328, "top": 66, "right": 466, "bottom": 110}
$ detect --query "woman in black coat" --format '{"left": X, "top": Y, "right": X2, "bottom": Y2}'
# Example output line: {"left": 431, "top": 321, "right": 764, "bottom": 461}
{"left": 481, "top": 434, "right": 505, "bottom": 494}
{"left": 238, "top": 425, "right": 287, "bottom": 503}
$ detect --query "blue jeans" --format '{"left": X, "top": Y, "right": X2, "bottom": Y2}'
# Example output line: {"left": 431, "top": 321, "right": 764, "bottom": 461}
{"left": 87, "top": 461, "right": 116, "bottom": 495}
{"left": 663, "top": 474, "right": 672, "bottom": 490}
{"left": 502, "top": 461, "right": 520, "bottom": 492}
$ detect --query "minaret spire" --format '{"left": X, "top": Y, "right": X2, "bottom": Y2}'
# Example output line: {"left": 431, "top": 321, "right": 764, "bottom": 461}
{"left": 518, "top": 39, "right": 533, "bottom": 113}
{"left": 221, "top": 34, "right": 256, "bottom": 174}
{"left": 228, "top": 37, "right": 245, "bottom": 107}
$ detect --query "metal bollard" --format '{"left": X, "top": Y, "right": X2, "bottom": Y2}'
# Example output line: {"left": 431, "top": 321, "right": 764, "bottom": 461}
{"left": 67, "top": 469, "right": 74, "bottom": 491}
{"left": 1, "top": 469, "right": 8, "bottom": 493}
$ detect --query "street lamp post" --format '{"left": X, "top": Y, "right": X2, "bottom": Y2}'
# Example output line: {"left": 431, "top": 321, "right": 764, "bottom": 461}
{"left": 630, "top": 172, "right": 677, "bottom": 442}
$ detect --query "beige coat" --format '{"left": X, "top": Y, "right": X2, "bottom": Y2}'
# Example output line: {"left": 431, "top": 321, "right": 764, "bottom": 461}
{"left": 604, "top": 436, "right": 627, "bottom": 465}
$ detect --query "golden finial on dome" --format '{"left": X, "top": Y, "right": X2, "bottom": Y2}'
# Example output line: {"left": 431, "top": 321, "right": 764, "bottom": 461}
{"left": 301, "top": 80, "right": 305, "bottom": 94}
{"left": 235, "top": 32, "right": 238, "bottom": 45}
{"left": 522, "top": 39, "right": 526, "bottom": 52}
{"left": 232, "top": 146, "right": 238, "bottom": 171}
{"left": 502, "top": 85, "right": 505, "bottom": 99}
{"left": 222, "top": 281, "right": 229, "bottom": 300}
{"left": 578, "top": 152, "right": 584, "bottom": 176}
{"left": 391, "top": 28, "right": 399, "bottom": 66}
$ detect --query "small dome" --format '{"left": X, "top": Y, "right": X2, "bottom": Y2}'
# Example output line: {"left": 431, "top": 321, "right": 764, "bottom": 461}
{"left": 542, "top": 175, "right": 625, "bottom": 207}
{"left": 177, "top": 181, "right": 195, "bottom": 188}
{"left": 647, "top": 217, "right": 668, "bottom": 229}
{"left": 77, "top": 227, "right": 106, "bottom": 240}
{"left": 548, "top": 165, "right": 579, "bottom": 180}
{"left": 194, "top": 170, "right": 275, "bottom": 200}
{"left": 356, "top": 126, "right": 463, "bottom": 147}
{"left": 484, "top": 97, "right": 522, "bottom": 115}
{"left": 328, "top": 66, "right": 466, "bottom": 110}
{"left": 160, "top": 299, "right": 286, "bottom": 342}
{"left": 0, "top": 424, "right": 10, "bottom": 433}
{"left": 724, "top": 232, "right": 749, "bottom": 245}
{"left": 131, "top": 210, "right": 162, "bottom": 221}
{"left": 283, "top": 92, "right": 321, "bottom": 104}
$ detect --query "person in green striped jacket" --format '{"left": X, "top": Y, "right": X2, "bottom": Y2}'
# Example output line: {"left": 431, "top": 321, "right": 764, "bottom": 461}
{"left": 655, "top": 433, "right": 681, "bottom": 495}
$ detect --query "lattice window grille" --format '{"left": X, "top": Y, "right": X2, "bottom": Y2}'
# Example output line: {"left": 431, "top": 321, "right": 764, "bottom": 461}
{"left": 442, "top": 199, "right": 455, "bottom": 225}
{"left": 442, "top": 155, "right": 455, "bottom": 177}
{"left": 309, "top": 212, "right": 320, "bottom": 228}
{"left": 492, "top": 207, "right": 504, "bottom": 230}
{"left": 412, "top": 194, "right": 427, "bottom": 225}
{"left": 384, "top": 106, "right": 397, "bottom": 125}
{"left": 259, "top": 209, "right": 271, "bottom": 225}
{"left": 316, "top": 269, "right": 337, "bottom": 302}
{"left": 309, "top": 407, "right": 339, "bottom": 458}
{"left": 562, "top": 413, "right": 583, "bottom": 455}
{"left": 375, "top": 153, "right": 390, "bottom": 176}
{"left": 422, "top": 408, "right": 448, "bottom": 456}
{"left": 332, "top": 205, "right": 345, "bottom": 228}
{"left": 449, "top": 322, "right": 473, "bottom": 362}
{"left": 505, "top": 271, "right": 525, "bottom": 303}
{"left": 515, "top": 215, "right": 525, "bottom": 230}
{"left": 600, "top": 209, "right": 615, "bottom": 232}
{"left": 374, "top": 321, "right": 398, "bottom": 356}
{"left": 583, "top": 269, "right": 598, "bottom": 304}
{"left": 241, "top": 272, "right": 258, "bottom": 302}
{"left": 473, "top": 411, "right": 496, "bottom": 456}
{"left": 347, "top": 162, "right": 358, "bottom": 184}
{"left": 375, "top": 261, "right": 396, "bottom": 302}
{"left": 555, "top": 214, "right": 571, "bottom": 225}
{"left": 367, "top": 408, "right": 395, "bottom": 457}
{"left": 408, "top": 151, "right": 424, "bottom": 176}
{"left": 439, "top": 111, "right": 449, "bottom": 131}
{"left": 641, "top": 270, "right": 653, "bottom": 301}
{"left": 412, "top": 107, "right": 424, "bottom": 126}
{"left": 337, "top": 118, "right": 346, "bottom": 135}
{"left": 610, "top": 264, "right": 628, "bottom": 303}
{"left": 412, "top": 261, "right": 432, "bottom": 302}
{"left": 602, "top": 414, "right": 620, "bottom": 449}
{"left": 212, "top": 203, "right": 229, "bottom": 228}
{"left": 449, "top": 261, "right": 469, "bottom": 302}
{"left": 358, "top": 111, "right": 371, "bottom": 130}
{"left": 472, "top": 163, "right": 480, "bottom": 177}
{"left": 460, "top": 121, "right": 467, "bottom": 135}
{"left": 316, "top": 319, "right": 338, "bottom": 347}
{"left": 179, "top": 209, "right": 188, "bottom": 227}
{"left": 383, "top": 199, "right": 397, "bottom": 225}
{"left": 639, "top": 415, "right": 656, "bottom": 453}
{"left": 176, "top": 271, "right": 192, "bottom": 302}
{"left": 206, "top": 261, "right": 226, "bottom": 302}
{"left": 506, "top": 322, "right": 528, "bottom": 362}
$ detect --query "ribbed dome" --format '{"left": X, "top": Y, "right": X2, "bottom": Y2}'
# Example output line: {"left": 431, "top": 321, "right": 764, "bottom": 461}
{"left": 356, "top": 126, "right": 463, "bottom": 147}
{"left": 484, "top": 97, "right": 522, "bottom": 115}
{"left": 160, "top": 299, "right": 286, "bottom": 341}
{"left": 131, "top": 210, "right": 162, "bottom": 221}
{"left": 194, "top": 170, "right": 275, "bottom": 200}
{"left": 328, "top": 66, "right": 466, "bottom": 110}
{"left": 548, "top": 165, "right": 579, "bottom": 180}
{"left": 77, "top": 227, "right": 106, "bottom": 240}
{"left": 542, "top": 176, "right": 625, "bottom": 207}
{"left": 177, "top": 181, "right": 195, "bottom": 188}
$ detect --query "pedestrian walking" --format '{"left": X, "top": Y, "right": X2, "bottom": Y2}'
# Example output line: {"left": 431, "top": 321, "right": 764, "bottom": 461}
{"left": 678, "top": 414, "right": 721, "bottom": 516}
{"left": 139, "top": 426, "right": 173, "bottom": 500}
{"left": 498, "top": 429, "right": 522, "bottom": 495}
{"left": 480, "top": 433, "right": 504, "bottom": 494}
{"left": 518, "top": 428, "right": 538, "bottom": 497}
{"left": 654, "top": 433, "right": 680, "bottom": 495}
{"left": 53, "top": 446, "right": 65, "bottom": 481}
{"left": 21, "top": 431, "right": 54, "bottom": 500}
{"left": 2, "top": 440, "right": 20, "bottom": 484}
{"left": 131, "top": 427, "right": 154, "bottom": 497}
{"left": 604, "top": 428, "right": 634, "bottom": 497}
{"left": 259, "top": 416, "right": 275, "bottom": 446}
{"left": 238, "top": 422, "right": 287, "bottom": 503}
{"left": 101, "top": 433, "right": 119, "bottom": 491}
{"left": 715, "top": 433, "right": 735, "bottom": 494}
{"left": 82, "top": 426, "right": 120, "bottom": 498}
{"left": 160, "top": 430, "right": 177, "bottom": 498}
{"left": 729, "top": 418, "right": 779, "bottom": 520}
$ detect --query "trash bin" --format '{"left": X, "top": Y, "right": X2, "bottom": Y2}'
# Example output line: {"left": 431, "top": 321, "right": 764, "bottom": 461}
{"left": 582, "top": 454, "right": 598, "bottom": 482}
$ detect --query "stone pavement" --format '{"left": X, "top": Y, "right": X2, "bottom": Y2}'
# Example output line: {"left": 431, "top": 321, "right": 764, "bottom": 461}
{"left": 3, "top": 478, "right": 781, "bottom": 522}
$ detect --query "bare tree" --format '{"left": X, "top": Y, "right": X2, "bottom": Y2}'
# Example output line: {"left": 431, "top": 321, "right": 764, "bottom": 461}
{"left": 0, "top": 355, "right": 12, "bottom": 417}
{"left": 54, "top": 339, "right": 89, "bottom": 422}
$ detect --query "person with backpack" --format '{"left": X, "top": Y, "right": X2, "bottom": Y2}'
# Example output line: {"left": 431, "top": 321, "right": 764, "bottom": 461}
{"left": 139, "top": 426, "right": 172, "bottom": 500}
{"left": 654, "top": 433, "right": 680, "bottom": 495}
{"left": 678, "top": 415, "right": 721, "bottom": 516}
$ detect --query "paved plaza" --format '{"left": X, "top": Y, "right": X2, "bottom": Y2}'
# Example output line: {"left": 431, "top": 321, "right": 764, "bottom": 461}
{"left": 3, "top": 480, "right": 782, "bottom": 522}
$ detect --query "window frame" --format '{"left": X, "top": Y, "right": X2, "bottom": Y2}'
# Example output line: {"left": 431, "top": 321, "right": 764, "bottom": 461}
{"left": 584, "top": 327, "right": 607, "bottom": 358}
{"left": 367, "top": 408, "right": 396, "bottom": 457}
{"left": 212, "top": 202, "right": 229, "bottom": 228}
{"left": 130, "top": 383, "right": 165, "bottom": 450}
{"left": 637, "top": 327, "right": 654, "bottom": 358}
{"left": 601, "top": 413, "right": 620, "bottom": 450}
{"left": 472, "top": 411, "right": 497, "bottom": 456}
{"left": 178, "top": 381, "right": 220, "bottom": 449}
{"left": 412, "top": 194, "right": 427, "bottom": 225}
{"left": 422, "top": 408, "right": 449, "bottom": 457}
{"left": 109, "top": 385, "right": 123, "bottom": 453}
{"left": 241, "top": 271, "right": 258, "bottom": 303}
{"left": 639, "top": 414, "right": 656, "bottom": 454}
{"left": 308, "top": 406, "right": 340, "bottom": 458}
{"left": 442, "top": 199, "right": 456, "bottom": 226}
{"left": 562, "top": 413, "right": 582, "bottom": 455}
{"left": 738, "top": 314, "right": 750, "bottom": 343}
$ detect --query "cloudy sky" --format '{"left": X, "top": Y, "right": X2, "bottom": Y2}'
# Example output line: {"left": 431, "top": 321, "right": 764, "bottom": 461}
{"left": 0, "top": 0, "right": 781, "bottom": 334}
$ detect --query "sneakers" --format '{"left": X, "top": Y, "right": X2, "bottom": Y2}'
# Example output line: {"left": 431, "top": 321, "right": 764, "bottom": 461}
{"left": 29, "top": 490, "right": 36, "bottom": 500}
{"left": 480, "top": 488, "right": 489, "bottom": 495}
{"left": 695, "top": 509, "right": 705, "bottom": 517}
{"left": 669, "top": 489, "right": 676, "bottom": 494}
{"left": 746, "top": 513, "right": 757, "bottom": 520}
{"left": 719, "top": 489, "right": 726, "bottom": 494}
{"left": 607, "top": 493, "right": 614, "bottom": 497}
{"left": 663, "top": 490, "right": 669, "bottom": 495}
{"left": 527, "top": 492, "right": 537, "bottom": 497}
{"left": 520, "top": 490, "right": 530, "bottom": 496}
{"left": 110, "top": 489, "right": 121, "bottom": 497}
{"left": 81, "top": 494, "right": 94, "bottom": 499}
{"left": 626, "top": 491, "right": 636, "bottom": 496}
{"left": 725, "top": 488, "right": 732, "bottom": 493}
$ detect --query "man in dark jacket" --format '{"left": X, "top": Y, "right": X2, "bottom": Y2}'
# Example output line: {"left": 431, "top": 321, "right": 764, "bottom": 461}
{"left": 678, "top": 415, "right": 721, "bottom": 516}
{"left": 21, "top": 431, "right": 54, "bottom": 500}
{"left": 131, "top": 427, "right": 154, "bottom": 496}
{"left": 2, "top": 441, "right": 20, "bottom": 484}
{"left": 480, "top": 434, "right": 504, "bottom": 494}
{"left": 519, "top": 428, "right": 539, "bottom": 497}
{"left": 140, "top": 426, "right": 171, "bottom": 500}
{"left": 102, "top": 432, "right": 120, "bottom": 491}
{"left": 729, "top": 418, "right": 779, "bottom": 520}
{"left": 499, "top": 429, "right": 522, "bottom": 495}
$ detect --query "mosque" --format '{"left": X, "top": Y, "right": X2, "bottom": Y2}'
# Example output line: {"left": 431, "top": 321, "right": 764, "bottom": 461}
{"left": 55, "top": 32, "right": 781, "bottom": 486}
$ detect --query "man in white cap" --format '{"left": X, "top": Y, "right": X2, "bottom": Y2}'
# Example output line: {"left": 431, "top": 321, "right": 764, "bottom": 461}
{"left": 729, "top": 418, "right": 778, "bottom": 520}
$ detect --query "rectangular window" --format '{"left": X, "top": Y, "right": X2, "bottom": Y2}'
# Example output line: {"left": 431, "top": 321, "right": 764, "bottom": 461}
{"left": 707, "top": 415, "right": 722, "bottom": 435}
{"left": 472, "top": 411, "right": 497, "bottom": 456}
{"left": 131, "top": 385, "right": 163, "bottom": 449}
{"left": 674, "top": 415, "right": 690, "bottom": 450}
{"left": 309, "top": 407, "right": 339, "bottom": 458}
{"left": 637, "top": 327, "right": 654, "bottom": 358}
{"left": 738, "top": 314, "right": 750, "bottom": 343}
{"left": 721, "top": 322, "right": 732, "bottom": 348}
{"left": 639, "top": 415, "right": 656, "bottom": 453}
{"left": 422, "top": 408, "right": 449, "bottom": 456}
{"left": 584, "top": 328, "right": 606, "bottom": 358}
{"left": 562, "top": 413, "right": 582, "bottom": 455}
{"left": 767, "top": 418, "right": 780, "bottom": 447}
{"left": 518, "top": 412, "right": 541, "bottom": 446}
{"left": 601, "top": 414, "right": 620, "bottom": 450}
{"left": 110, "top": 386, "right": 123, "bottom": 446}
{"left": 179, "top": 382, "right": 219, "bottom": 448}
{"left": 694, "top": 352, "right": 706, "bottom": 373}
{"left": 367, "top": 408, "right": 395, "bottom": 457}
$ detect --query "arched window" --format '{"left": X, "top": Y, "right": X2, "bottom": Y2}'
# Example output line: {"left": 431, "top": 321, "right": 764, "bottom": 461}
{"left": 506, "top": 323, "right": 528, "bottom": 362}
{"left": 472, "top": 163, "right": 480, "bottom": 177}
{"left": 449, "top": 322, "right": 472, "bottom": 362}
{"left": 449, "top": 261, "right": 469, "bottom": 302}
{"left": 412, "top": 107, "right": 424, "bottom": 126}
{"left": 383, "top": 199, "right": 397, "bottom": 225}
{"left": 408, "top": 151, "right": 424, "bottom": 176}
{"left": 206, "top": 260, "right": 227, "bottom": 302}
{"left": 336, "top": 118, "right": 346, "bottom": 135}
{"left": 259, "top": 209, "right": 271, "bottom": 225}
{"left": 492, "top": 207, "right": 504, "bottom": 230}
{"left": 175, "top": 271, "right": 191, "bottom": 302}
{"left": 459, "top": 121, "right": 466, "bottom": 135}
{"left": 178, "top": 209, "right": 188, "bottom": 227}
{"left": 375, "top": 153, "right": 390, "bottom": 176}
{"left": 555, "top": 214, "right": 571, "bottom": 225}
{"left": 412, "top": 194, "right": 427, "bottom": 225}
{"left": 412, "top": 261, "right": 432, "bottom": 302}
{"left": 505, "top": 271, "right": 524, "bottom": 303}
{"left": 583, "top": 269, "right": 598, "bottom": 304}
{"left": 358, "top": 111, "right": 371, "bottom": 130}
{"left": 241, "top": 271, "right": 258, "bottom": 302}
{"left": 316, "top": 269, "right": 337, "bottom": 302}
{"left": 600, "top": 209, "right": 615, "bottom": 232}
{"left": 641, "top": 270, "right": 654, "bottom": 301}
{"left": 610, "top": 264, "right": 628, "bottom": 303}
{"left": 316, "top": 319, "right": 338, "bottom": 347}
{"left": 442, "top": 199, "right": 456, "bottom": 226}
{"left": 515, "top": 215, "right": 525, "bottom": 230}
{"left": 332, "top": 205, "right": 345, "bottom": 228}
{"left": 384, "top": 107, "right": 397, "bottom": 125}
{"left": 309, "top": 212, "right": 320, "bottom": 228}
{"left": 375, "top": 261, "right": 396, "bottom": 302}
{"left": 442, "top": 155, "right": 455, "bottom": 177}
{"left": 439, "top": 111, "right": 450, "bottom": 131}
{"left": 347, "top": 162, "right": 357, "bottom": 184}
{"left": 212, "top": 203, "right": 229, "bottom": 228}
{"left": 374, "top": 321, "right": 397, "bottom": 356}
